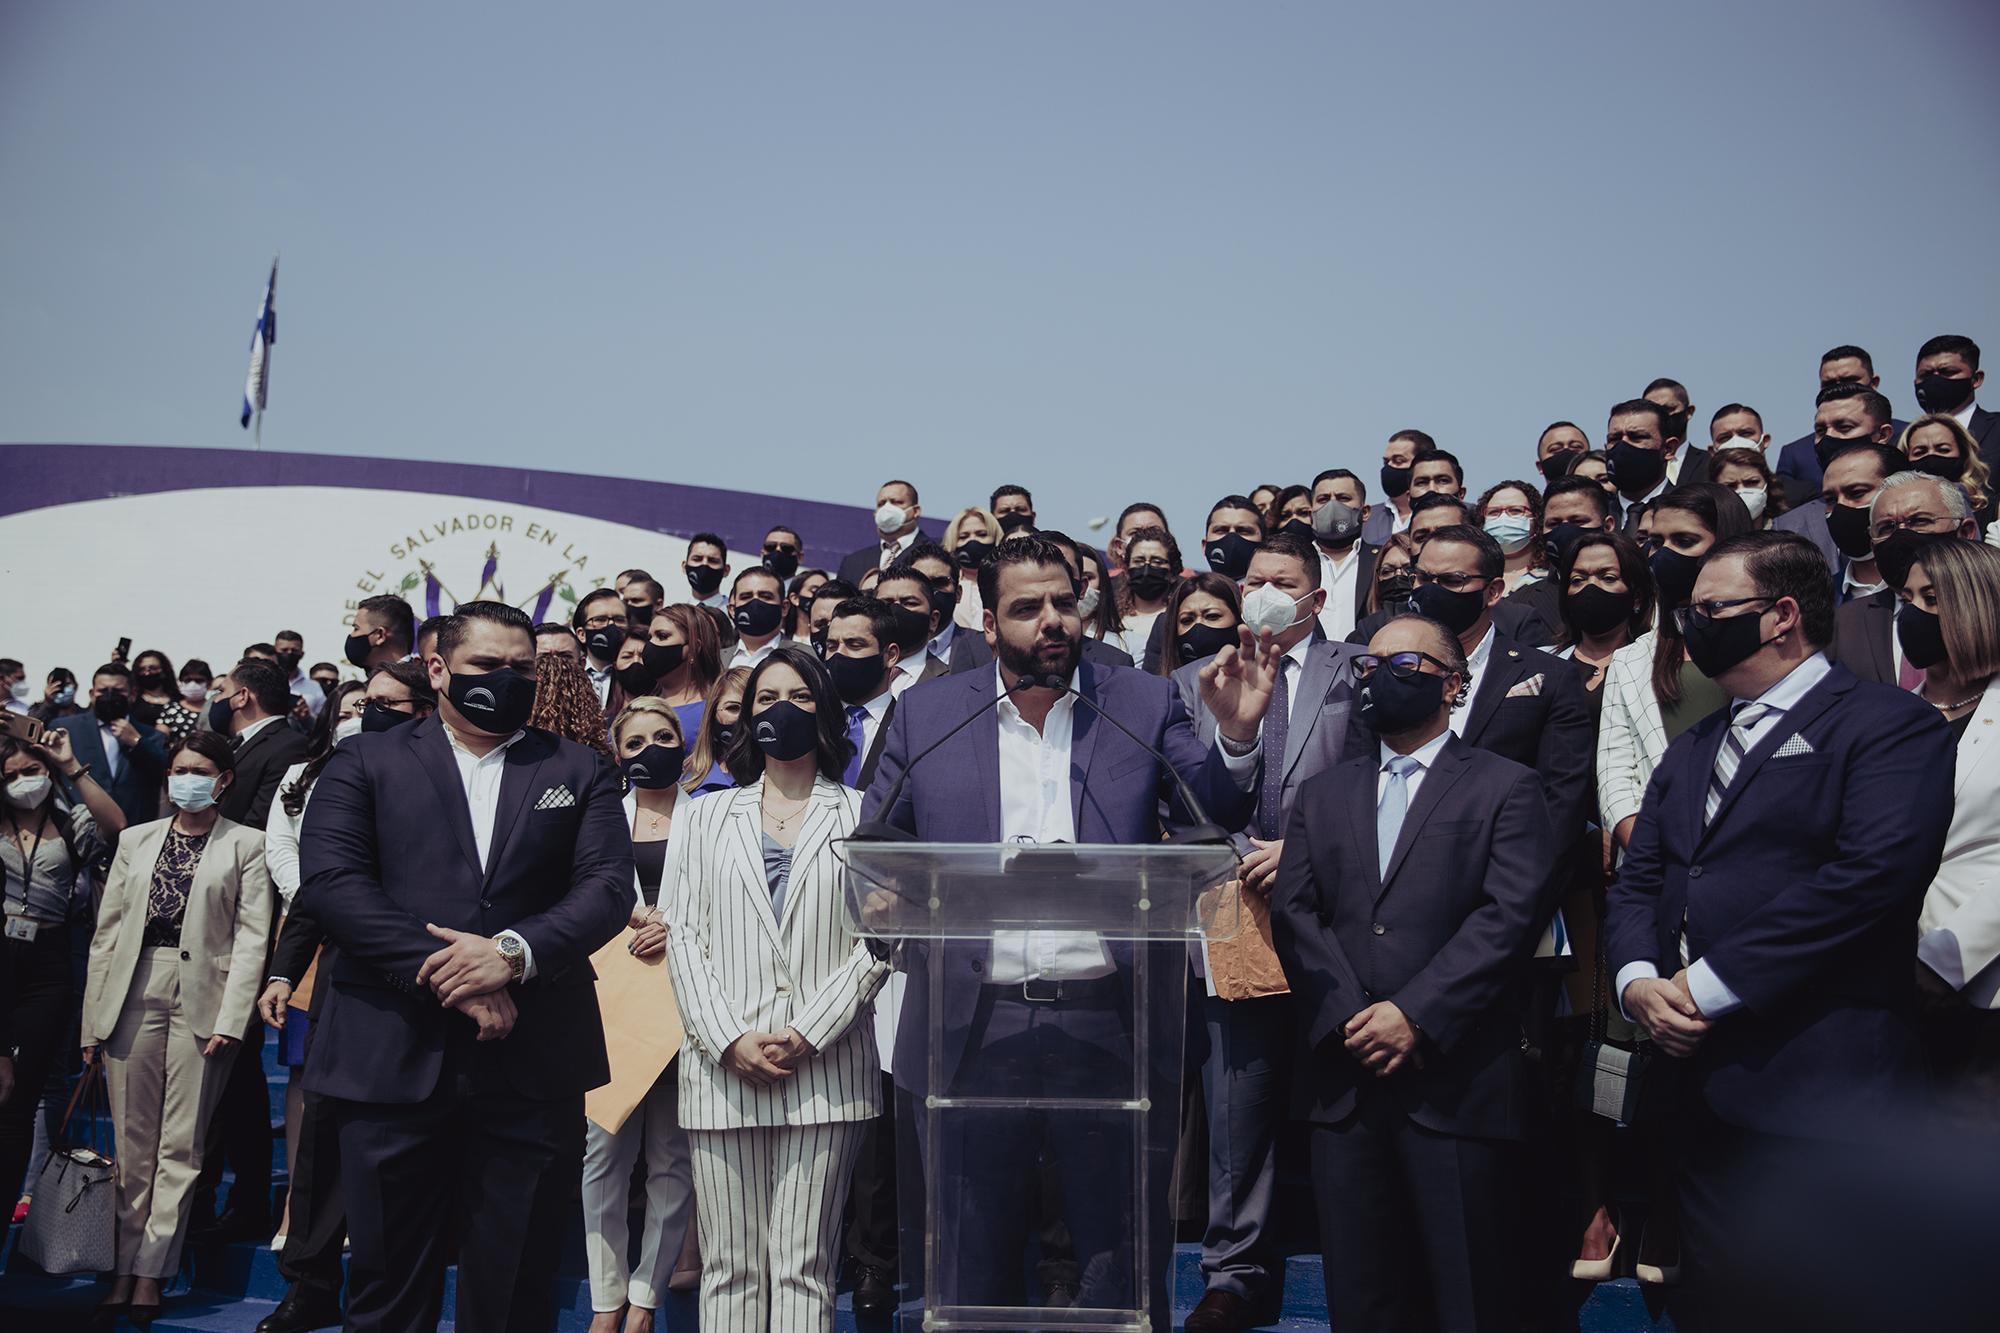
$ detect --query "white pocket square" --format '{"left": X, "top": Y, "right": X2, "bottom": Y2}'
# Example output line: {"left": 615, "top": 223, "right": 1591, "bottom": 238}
{"left": 533, "top": 784, "right": 576, "bottom": 810}
{"left": 1505, "top": 674, "right": 1545, "bottom": 699}
{"left": 1772, "top": 735, "right": 1816, "bottom": 758}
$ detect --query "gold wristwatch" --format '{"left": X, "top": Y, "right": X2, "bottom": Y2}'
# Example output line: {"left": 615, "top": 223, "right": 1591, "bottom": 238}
{"left": 494, "top": 933, "right": 526, "bottom": 983}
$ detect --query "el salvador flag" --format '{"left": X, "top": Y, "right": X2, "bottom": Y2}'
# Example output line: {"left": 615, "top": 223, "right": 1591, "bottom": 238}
{"left": 240, "top": 257, "right": 278, "bottom": 429}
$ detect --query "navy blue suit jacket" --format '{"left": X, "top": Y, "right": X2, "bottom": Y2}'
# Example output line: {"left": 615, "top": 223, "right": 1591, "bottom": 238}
{"left": 861, "top": 658, "right": 1255, "bottom": 1090}
{"left": 54, "top": 712, "right": 166, "bottom": 828}
{"left": 296, "top": 716, "right": 634, "bottom": 1103}
{"left": 1604, "top": 663, "right": 1953, "bottom": 1138}
{"left": 1270, "top": 735, "right": 1555, "bottom": 1140}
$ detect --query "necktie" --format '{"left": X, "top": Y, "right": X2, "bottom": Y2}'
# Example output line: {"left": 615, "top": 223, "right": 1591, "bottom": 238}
{"left": 841, "top": 704, "right": 869, "bottom": 788}
{"left": 1703, "top": 702, "right": 1771, "bottom": 825}
{"left": 1257, "top": 657, "right": 1291, "bottom": 839}
{"left": 1376, "top": 754, "right": 1421, "bottom": 879}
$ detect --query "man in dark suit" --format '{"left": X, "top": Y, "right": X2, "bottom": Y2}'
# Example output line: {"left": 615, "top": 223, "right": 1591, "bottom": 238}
{"left": 1913, "top": 333, "right": 2000, "bottom": 476}
{"left": 1169, "top": 532, "right": 1365, "bottom": 1331}
{"left": 1349, "top": 496, "right": 1559, "bottom": 647}
{"left": 1272, "top": 612, "right": 1557, "bottom": 1331}
{"left": 1306, "top": 468, "right": 1380, "bottom": 644}
{"left": 837, "top": 478, "right": 926, "bottom": 584}
{"left": 187, "top": 656, "right": 311, "bottom": 1237}
{"left": 1773, "top": 346, "right": 1908, "bottom": 505}
{"left": 298, "top": 601, "right": 633, "bottom": 1333}
{"left": 1360, "top": 429, "right": 1436, "bottom": 546}
{"left": 1828, "top": 473, "right": 1982, "bottom": 685}
{"left": 1504, "top": 475, "right": 1618, "bottom": 637}
{"left": 864, "top": 535, "right": 1276, "bottom": 1327}
{"left": 53, "top": 662, "right": 168, "bottom": 827}
{"left": 1646, "top": 376, "right": 1713, "bottom": 486}
{"left": 1606, "top": 532, "right": 1954, "bottom": 1326}
{"left": 1345, "top": 525, "right": 1594, "bottom": 845}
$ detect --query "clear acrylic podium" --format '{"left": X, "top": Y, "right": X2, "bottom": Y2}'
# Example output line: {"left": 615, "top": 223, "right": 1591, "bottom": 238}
{"left": 841, "top": 841, "right": 1240, "bottom": 1333}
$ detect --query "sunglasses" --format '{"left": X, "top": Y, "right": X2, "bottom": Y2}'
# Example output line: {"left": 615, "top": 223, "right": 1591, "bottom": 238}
{"left": 1353, "top": 650, "right": 1453, "bottom": 681}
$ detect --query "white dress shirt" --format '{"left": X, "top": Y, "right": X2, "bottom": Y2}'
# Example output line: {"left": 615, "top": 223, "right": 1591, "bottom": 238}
{"left": 97, "top": 720, "right": 124, "bottom": 781}
{"left": 851, "top": 686, "right": 895, "bottom": 770}
{"left": 1375, "top": 727, "right": 1454, "bottom": 805}
{"left": 585, "top": 659, "right": 613, "bottom": 707}
{"left": 235, "top": 715, "right": 284, "bottom": 748}
{"left": 926, "top": 621, "right": 958, "bottom": 673}
{"left": 877, "top": 532, "right": 917, "bottom": 570}
{"left": 1447, "top": 624, "right": 1498, "bottom": 737}
{"left": 1615, "top": 652, "right": 1834, "bottom": 1021}
{"left": 727, "top": 634, "right": 787, "bottom": 671}
{"left": 1951, "top": 397, "right": 1978, "bottom": 432}
{"left": 443, "top": 725, "right": 539, "bottom": 979}
{"left": 1316, "top": 546, "right": 1363, "bottom": 642}
{"left": 1840, "top": 564, "right": 1886, "bottom": 603}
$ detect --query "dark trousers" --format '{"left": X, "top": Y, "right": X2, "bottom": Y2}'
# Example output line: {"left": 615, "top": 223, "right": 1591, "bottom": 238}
{"left": 192, "top": 1019, "right": 273, "bottom": 1223}
{"left": 1191, "top": 985, "right": 1290, "bottom": 1310}
{"left": 844, "top": 1072, "right": 898, "bottom": 1271}
{"left": 0, "top": 925, "right": 73, "bottom": 1205}
{"left": 276, "top": 1087, "right": 347, "bottom": 1298}
{"left": 918, "top": 986, "right": 1175, "bottom": 1323}
{"left": 1308, "top": 1081, "right": 1518, "bottom": 1332}
{"left": 332, "top": 1050, "right": 583, "bottom": 1333}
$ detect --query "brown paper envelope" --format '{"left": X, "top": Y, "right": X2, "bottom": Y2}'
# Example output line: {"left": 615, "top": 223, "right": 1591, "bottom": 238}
{"left": 1203, "top": 880, "right": 1290, "bottom": 1001}
{"left": 583, "top": 928, "right": 686, "bottom": 1133}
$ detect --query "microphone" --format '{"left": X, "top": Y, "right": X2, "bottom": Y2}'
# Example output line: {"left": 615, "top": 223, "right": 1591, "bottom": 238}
{"left": 847, "top": 673, "right": 1040, "bottom": 842}
{"left": 1034, "top": 674, "right": 1232, "bottom": 845}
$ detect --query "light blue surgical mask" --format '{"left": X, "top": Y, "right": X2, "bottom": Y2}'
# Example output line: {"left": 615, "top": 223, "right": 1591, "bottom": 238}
{"left": 167, "top": 774, "right": 220, "bottom": 812}
{"left": 1483, "top": 514, "right": 1534, "bottom": 555}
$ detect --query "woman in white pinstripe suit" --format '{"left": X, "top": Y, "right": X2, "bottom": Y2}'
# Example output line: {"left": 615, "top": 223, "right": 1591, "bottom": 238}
{"left": 664, "top": 644, "right": 889, "bottom": 1332}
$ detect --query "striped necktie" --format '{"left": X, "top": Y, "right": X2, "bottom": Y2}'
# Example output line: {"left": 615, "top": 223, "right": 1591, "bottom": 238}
{"left": 1703, "top": 701, "right": 1771, "bottom": 826}
{"left": 1256, "top": 657, "right": 1292, "bottom": 839}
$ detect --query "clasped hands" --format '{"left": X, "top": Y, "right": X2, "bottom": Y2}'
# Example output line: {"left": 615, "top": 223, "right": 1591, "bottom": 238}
{"left": 1343, "top": 1000, "right": 1425, "bottom": 1077}
{"left": 417, "top": 922, "right": 518, "bottom": 1041}
{"left": 1622, "top": 969, "right": 1711, "bottom": 1056}
{"left": 723, "top": 1028, "right": 817, "bottom": 1086}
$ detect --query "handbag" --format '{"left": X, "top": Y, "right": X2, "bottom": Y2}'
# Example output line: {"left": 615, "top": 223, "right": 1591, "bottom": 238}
{"left": 1572, "top": 932, "right": 1657, "bottom": 1126}
{"left": 17, "top": 1056, "right": 118, "bottom": 1275}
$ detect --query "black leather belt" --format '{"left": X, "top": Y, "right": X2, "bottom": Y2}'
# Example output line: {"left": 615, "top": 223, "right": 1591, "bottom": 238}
{"left": 1001, "top": 975, "right": 1123, "bottom": 1005}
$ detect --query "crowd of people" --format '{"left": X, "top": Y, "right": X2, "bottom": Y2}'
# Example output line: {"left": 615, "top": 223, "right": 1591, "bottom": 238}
{"left": 2, "top": 330, "right": 1997, "bottom": 1333}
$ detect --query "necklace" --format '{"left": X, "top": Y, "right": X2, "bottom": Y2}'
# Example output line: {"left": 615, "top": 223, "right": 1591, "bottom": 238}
{"left": 762, "top": 790, "right": 811, "bottom": 831}
{"left": 1928, "top": 690, "right": 1983, "bottom": 713}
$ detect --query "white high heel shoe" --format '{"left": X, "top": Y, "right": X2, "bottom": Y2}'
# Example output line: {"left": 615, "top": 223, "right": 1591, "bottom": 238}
{"left": 1571, "top": 1231, "right": 1622, "bottom": 1282}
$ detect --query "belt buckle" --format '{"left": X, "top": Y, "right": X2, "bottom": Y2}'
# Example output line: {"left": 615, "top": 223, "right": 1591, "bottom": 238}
{"left": 1021, "top": 978, "right": 1062, "bottom": 1003}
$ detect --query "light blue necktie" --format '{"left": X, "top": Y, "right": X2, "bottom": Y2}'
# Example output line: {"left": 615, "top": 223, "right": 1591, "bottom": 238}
{"left": 1377, "top": 754, "right": 1421, "bottom": 879}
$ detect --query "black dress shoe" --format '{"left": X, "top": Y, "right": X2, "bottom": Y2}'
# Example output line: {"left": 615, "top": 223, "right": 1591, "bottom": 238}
{"left": 255, "top": 1289, "right": 345, "bottom": 1333}
{"left": 87, "top": 1298, "right": 128, "bottom": 1332}
{"left": 1185, "top": 1288, "right": 1255, "bottom": 1333}
{"left": 851, "top": 1263, "right": 895, "bottom": 1317}
{"left": 127, "top": 1301, "right": 162, "bottom": 1331}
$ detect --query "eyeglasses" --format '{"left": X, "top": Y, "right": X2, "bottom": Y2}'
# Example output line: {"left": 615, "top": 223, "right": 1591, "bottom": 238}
{"left": 762, "top": 542, "right": 800, "bottom": 556}
{"left": 1484, "top": 504, "right": 1533, "bottom": 519}
{"left": 1354, "top": 651, "right": 1452, "bottom": 681}
{"left": 373, "top": 698, "right": 418, "bottom": 714}
{"left": 1870, "top": 513, "right": 1954, "bottom": 542}
{"left": 1126, "top": 560, "right": 1175, "bottom": 574}
{"left": 582, "top": 611, "right": 628, "bottom": 629}
{"left": 1412, "top": 569, "right": 1489, "bottom": 592}
{"left": 1673, "top": 596, "right": 1772, "bottom": 634}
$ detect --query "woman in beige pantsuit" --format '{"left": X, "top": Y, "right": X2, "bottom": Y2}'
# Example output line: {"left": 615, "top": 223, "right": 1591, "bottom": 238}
{"left": 81, "top": 731, "right": 274, "bottom": 1328}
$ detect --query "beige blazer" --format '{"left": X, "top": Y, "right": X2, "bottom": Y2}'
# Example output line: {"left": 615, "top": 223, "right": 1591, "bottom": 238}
{"left": 1920, "top": 675, "right": 2000, "bottom": 1008}
{"left": 665, "top": 779, "right": 887, "bottom": 1131}
{"left": 83, "top": 816, "right": 276, "bottom": 1045}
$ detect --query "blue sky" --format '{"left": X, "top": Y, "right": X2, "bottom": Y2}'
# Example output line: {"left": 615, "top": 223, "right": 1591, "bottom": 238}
{"left": 3, "top": 1, "right": 1997, "bottom": 546}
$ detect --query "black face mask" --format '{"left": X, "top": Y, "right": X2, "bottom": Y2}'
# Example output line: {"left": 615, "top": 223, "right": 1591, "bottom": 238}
{"left": 751, "top": 700, "right": 818, "bottom": 762}
{"left": 1825, "top": 503, "right": 1876, "bottom": 560}
{"left": 274, "top": 651, "right": 303, "bottom": 676}
{"left": 1542, "top": 520, "right": 1593, "bottom": 567}
{"left": 1176, "top": 622, "right": 1239, "bottom": 663}
{"left": 1538, "top": 451, "right": 1578, "bottom": 482}
{"left": 1608, "top": 441, "right": 1666, "bottom": 495}
{"left": 809, "top": 627, "right": 829, "bottom": 658}
{"left": 734, "top": 599, "right": 785, "bottom": 639}
{"left": 1914, "top": 373, "right": 1974, "bottom": 416}
{"left": 622, "top": 743, "right": 686, "bottom": 790}
{"left": 208, "top": 694, "right": 235, "bottom": 734}
{"left": 133, "top": 670, "right": 169, "bottom": 694}
{"left": 997, "top": 512, "right": 1035, "bottom": 535}
{"left": 360, "top": 700, "right": 416, "bottom": 734}
{"left": 1909, "top": 450, "right": 1968, "bottom": 481}
{"left": 1380, "top": 463, "right": 1413, "bottom": 499}
{"left": 1311, "top": 500, "right": 1363, "bottom": 549}
{"left": 92, "top": 690, "right": 129, "bottom": 725}
{"left": 1874, "top": 528, "right": 1957, "bottom": 591}
{"left": 1125, "top": 567, "right": 1174, "bottom": 600}
{"left": 763, "top": 549, "right": 800, "bottom": 581}
{"left": 713, "top": 724, "right": 737, "bottom": 754}
{"left": 1278, "top": 518, "right": 1316, "bottom": 545}
{"left": 1662, "top": 410, "right": 1690, "bottom": 445}
{"left": 1358, "top": 666, "right": 1450, "bottom": 737}
{"left": 1814, "top": 433, "right": 1865, "bottom": 471}
{"left": 1682, "top": 605, "right": 1776, "bottom": 679}
{"left": 888, "top": 605, "right": 934, "bottom": 655}
{"left": 311, "top": 677, "right": 339, "bottom": 698}
{"left": 1375, "top": 573, "right": 1416, "bottom": 605}
{"left": 956, "top": 538, "right": 995, "bottom": 569}
{"left": 446, "top": 667, "right": 537, "bottom": 736}
{"left": 1648, "top": 547, "right": 1702, "bottom": 608}
{"left": 685, "top": 564, "right": 725, "bottom": 598}
{"left": 1566, "top": 585, "right": 1635, "bottom": 637}
{"left": 929, "top": 583, "right": 960, "bottom": 625}
{"left": 1409, "top": 580, "right": 1486, "bottom": 635}
{"left": 614, "top": 662, "right": 656, "bottom": 695}
{"left": 827, "top": 651, "right": 888, "bottom": 704}
{"left": 626, "top": 603, "right": 657, "bottom": 630}
{"left": 1205, "top": 532, "right": 1258, "bottom": 580}
{"left": 584, "top": 624, "right": 625, "bottom": 661}
{"left": 344, "top": 630, "right": 375, "bottom": 668}
{"left": 640, "top": 640, "right": 686, "bottom": 679}
{"left": 1896, "top": 603, "right": 1948, "bottom": 670}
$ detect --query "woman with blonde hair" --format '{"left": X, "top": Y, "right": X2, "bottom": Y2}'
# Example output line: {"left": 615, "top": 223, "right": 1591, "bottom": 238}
{"left": 941, "top": 506, "right": 1002, "bottom": 630}
{"left": 581, "top": 696, "right": 699, "bottom": 1333}
{"left": 1898, "top": 412, "right": 1994, "bottom": 528}
{"left": 687, "top": 666, "right": 752, "bottom": 794}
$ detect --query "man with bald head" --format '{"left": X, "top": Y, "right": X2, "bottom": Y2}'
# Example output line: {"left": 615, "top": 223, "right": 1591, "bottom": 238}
{"left": 1272, "top": 611, "right": 1555, "bottom": 1332}
{"left": 1828, "top": 473, "right": 1984, "bottom": 686}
